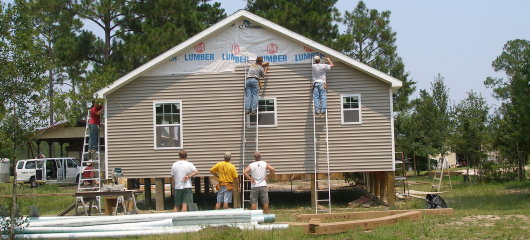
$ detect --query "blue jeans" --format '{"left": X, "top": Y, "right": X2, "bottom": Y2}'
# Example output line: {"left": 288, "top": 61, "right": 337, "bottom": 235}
{"left": 245, "top": 78, "right": 259, "bottom": 113}
{"left": 216, "top": 186, "right": 233, "bottom": 203}
{"left": 88, "top": 124, "right": 99, "bottom": 151}
{"left": 313, "top": 82, "right": 327, "bottom": 113}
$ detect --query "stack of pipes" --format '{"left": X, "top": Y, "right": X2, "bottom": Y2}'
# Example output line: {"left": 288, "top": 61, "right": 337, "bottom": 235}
{"left": 3, "top": 209, "right": 288, "bottom": 239}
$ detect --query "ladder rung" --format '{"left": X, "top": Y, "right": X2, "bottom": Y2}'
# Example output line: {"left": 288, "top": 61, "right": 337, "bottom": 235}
{"left": 316, "top": 199, "right": 330, "bottom": 202}
{"left": 80, "top": 178, "right": 100, "bottom": 180}
{"left": 316, "top": 189, "right": 330, "bottom": 192}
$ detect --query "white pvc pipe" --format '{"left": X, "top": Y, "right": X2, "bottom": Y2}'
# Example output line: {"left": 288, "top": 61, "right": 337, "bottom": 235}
{"left": 29, "top": 209, "right": 260, "bottom": 227}
{"left": 21, "top": 219, "right": 174, "bottom": 233}
{"left": 9, "top": 227, "right": 203, "bottom": 239}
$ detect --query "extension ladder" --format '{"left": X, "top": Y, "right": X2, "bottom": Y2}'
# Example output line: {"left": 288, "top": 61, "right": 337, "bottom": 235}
{"left": 76, "top": 109, "right": 104, "bottom": 215}
{"left": 432, "top": 157, "right": 452, "bottom": 191}
{"left": 242, "top": 60, "right": 259, "bottom": 208}
{"left": 312, "top": 79, "right": 331, "bottom": 214}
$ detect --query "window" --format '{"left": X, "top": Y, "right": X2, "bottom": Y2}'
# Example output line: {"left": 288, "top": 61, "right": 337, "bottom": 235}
{"left": 341, "top": 94, "right": 362, "bottom": 124}
{"left": 67, "top": 159, "right": 77, "bottom": 168}
{"left": 25, "top": 161, "right": 36, "bottom": 169}
{"left": 249, "top": 98, "right": 277, "bottom": 127}
{"left": 154, "top": 101, "right": 182, "bottom": 149}
{"left": 17, "top": 161, "right": 24, "bottom": 169}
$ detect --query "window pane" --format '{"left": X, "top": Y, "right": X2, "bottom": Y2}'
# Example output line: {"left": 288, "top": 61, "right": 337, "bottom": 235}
{"left": 259, "top": 113, "right": 275, "bottom": 125}
{"left": 266, "top": 105, "right": 274, "bottom": 111}
{"left": 344, "top": 110, "right": 360, "bottom": 123}
{"left": 171, "top": 103, "right": 179, "bottom": 114}
{"left": 156, "top": 114, "right": 163, "bottom": 124}
{"left": 155, "top": 104, "right": 163, "bottom": 114}
{"left": 351, "top": 97, "right": 359, "bottom": 108}
{"left": 156, "top": 125, "right": 180, "bottom": 148}
{"left": 17, "top": 161, "right": 24, "bottom": 169}
{"left": 163, "top": 104, "right": 171, "bottom": 114}
{"left": 25, "top": 161, "right": 36, "bottom": 169}
{"left": 258, "top": 105, "right": 265, "bottom": 112}
{"left": 171, "top": 113, "right": 180, "bottom": 124}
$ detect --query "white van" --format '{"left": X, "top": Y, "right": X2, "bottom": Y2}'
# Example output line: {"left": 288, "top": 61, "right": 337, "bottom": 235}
{"left": 16, "top": 158, "right": 81, "bottom": 187}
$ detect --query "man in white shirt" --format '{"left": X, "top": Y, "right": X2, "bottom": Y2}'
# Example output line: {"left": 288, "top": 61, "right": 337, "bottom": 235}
{"left": 243, "top": 151, "right": 276, "bottom": 214}
{"left": 170, "top": 150, "right": 199, "bottom": 212}
{"left": 312, "top": 56, "right": 334, "bottom": 117}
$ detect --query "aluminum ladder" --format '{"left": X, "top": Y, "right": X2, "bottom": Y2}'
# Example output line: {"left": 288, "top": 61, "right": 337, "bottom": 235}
{"left": 76, "top": 109, "right": 103, "bottom": 215}
{"left": 311, "top": 83, "right": 331, "bottom": 214}
{"left": 242, "top": 60, "right": 259, "bottom": 209}
{"left": 432, "top": 157, "right": 452, "bottom": 191}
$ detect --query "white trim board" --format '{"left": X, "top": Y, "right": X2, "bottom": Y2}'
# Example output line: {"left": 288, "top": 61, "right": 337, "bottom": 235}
{"left": 95, "top": 10, "right": 402, "bottom": 98}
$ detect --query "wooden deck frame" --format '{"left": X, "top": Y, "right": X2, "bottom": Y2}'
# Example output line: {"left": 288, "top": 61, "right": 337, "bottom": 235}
{"left": 301, "top": 208, "right": 454, "bottom": 235}
{"left": 306, "top": 211, "right": 422, "bottom": 235}
{"left": 298, "top": 208, "right": 454, "bottom": 222}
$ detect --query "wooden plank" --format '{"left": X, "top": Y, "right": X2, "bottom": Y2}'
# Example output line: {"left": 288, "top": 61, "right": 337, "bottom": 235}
{"left": 305, "top": 211, "right": 422, "bottom": 235}
{"left": 155, "top": 178, "right": 164, "bottom": 211}
{"left": 297, "top": 208, "right": 454, "bottom": 221}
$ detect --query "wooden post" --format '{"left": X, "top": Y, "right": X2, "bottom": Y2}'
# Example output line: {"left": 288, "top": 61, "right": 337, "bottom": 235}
{"left": 204, "top": 177, "right": 210, "bottom": 194}
{"left": 369, "top": 172, "right": 375, "bottom": 196}
{"left": 386, "top": 171, "right": 395, "bottom": 207}
{"left": 155, "top": 178, "right": 164, "bottom": 211}
{"left": 127, "top": 179, "right": 134, "bottom": 190}
{"left": 373, "top": 172, "right": 381, "bottom": 198}
{"left": 194, "top": 177, "right": 201, "bottom": 197}
{"left": 379, "top": 172, "right": 386, "bottom": 201}
{"left": 144, "top": 178, "right": 152, "bottom": 209}
{"left": 310, "top": 173, "right": 316, "bottom": 208}
{"left": 233, "top": 176, "right": 241, "bottom": 208}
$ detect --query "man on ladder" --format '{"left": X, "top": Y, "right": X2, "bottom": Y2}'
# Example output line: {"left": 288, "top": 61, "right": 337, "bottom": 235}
{"left": 311, "top": 56, "right": 333, "bottom": 118}
{"left": 88, "top": 99, "right": 104, "bottom": 159}
{"left": 245, "top": 57, "right": 269, "bottom": 115}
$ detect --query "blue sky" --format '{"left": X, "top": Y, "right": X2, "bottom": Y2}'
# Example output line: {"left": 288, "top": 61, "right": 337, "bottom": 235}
{"left": 215, "top": 0, "right": 530, "bottom": 109}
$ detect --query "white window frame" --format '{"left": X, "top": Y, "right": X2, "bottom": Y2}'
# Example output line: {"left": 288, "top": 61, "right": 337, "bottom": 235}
{"left": 153, "top": 100, "right": 183, "bottom": 149}
{"left": 248, "top": 97, "right": 278, "bottom": 127}
{"left": 340, "top": 94, "right": 362, "bottom": 125}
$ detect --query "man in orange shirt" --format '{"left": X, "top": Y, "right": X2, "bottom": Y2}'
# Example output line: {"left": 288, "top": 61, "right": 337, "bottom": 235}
{"left": 210, "top": 152, "right": 238, "bottom": 209}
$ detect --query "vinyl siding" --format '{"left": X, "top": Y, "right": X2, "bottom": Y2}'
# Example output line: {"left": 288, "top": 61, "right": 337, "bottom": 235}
{"left": 106, "top": 62, "right": 393, "bottom": 178}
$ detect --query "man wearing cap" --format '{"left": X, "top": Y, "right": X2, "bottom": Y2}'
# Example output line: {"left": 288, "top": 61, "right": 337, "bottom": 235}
{"left": 245, "top": 57, "right": 270, "bottom": 115}
{"left": 312, "top": 56, "right": 334, "bottom": 117}
{"left": 210, "top": 152, "right": 238, "bottom": 209}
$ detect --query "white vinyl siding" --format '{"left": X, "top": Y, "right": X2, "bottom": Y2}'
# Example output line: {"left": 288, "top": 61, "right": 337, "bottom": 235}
{"left": 341, "top": 94, "right": 362, "bottom": 124}
{"left": 153, "top": 101, "right": 183, "bottom": 149}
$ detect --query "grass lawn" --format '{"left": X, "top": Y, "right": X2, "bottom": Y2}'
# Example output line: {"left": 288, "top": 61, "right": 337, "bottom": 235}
{"left": 2, "top": 172, "right": 529, "bottom": 239}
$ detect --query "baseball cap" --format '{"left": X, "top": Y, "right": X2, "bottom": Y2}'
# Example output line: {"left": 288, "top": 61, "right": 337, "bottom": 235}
{"left": 313, "top": 56, "right": 320, "bottom": 62}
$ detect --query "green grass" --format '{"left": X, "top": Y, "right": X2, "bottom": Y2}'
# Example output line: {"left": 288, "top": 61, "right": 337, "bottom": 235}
{"left": 2, "top": 174, "right": 529, "bottom": 239}
{"left": 0, "top": 179, "right": 77, "bottom": 216}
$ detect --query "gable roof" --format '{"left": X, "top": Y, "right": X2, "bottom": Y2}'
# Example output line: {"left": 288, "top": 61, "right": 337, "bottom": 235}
{"left": 95, "top": 10, "right": 402, "bottom": 98}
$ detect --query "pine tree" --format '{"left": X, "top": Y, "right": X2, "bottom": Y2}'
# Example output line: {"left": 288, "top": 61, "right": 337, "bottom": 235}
{"left": 336, "top": 1, "right": 415, "bottom": 111}
{"left": 246, "top": 0, "right": 340, "bottom": 46}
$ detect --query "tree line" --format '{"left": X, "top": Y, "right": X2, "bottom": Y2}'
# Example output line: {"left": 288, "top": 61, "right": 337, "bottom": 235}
{"left": 0, "top": 0, "right": 528, "bottom": 181}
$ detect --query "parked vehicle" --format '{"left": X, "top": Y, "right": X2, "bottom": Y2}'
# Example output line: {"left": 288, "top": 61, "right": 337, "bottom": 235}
{"left": 16, "top": 158, "right": 81, "bottom": 187}
{"left": 396, "top": 157, "right": 438, "bottom": 172}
